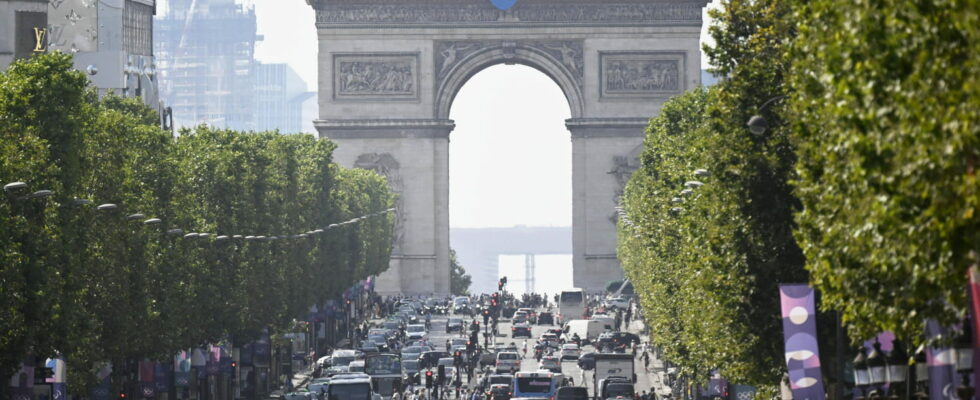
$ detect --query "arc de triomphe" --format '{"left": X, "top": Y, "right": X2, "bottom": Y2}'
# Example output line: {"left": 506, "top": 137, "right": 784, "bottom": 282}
{"left": 309, "top": 0, "right": 708, "bottom": 294}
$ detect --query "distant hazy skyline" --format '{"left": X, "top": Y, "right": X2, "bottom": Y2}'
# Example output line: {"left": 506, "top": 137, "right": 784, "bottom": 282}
{"left": 244, "top": 0, "right": 721, "bottom": 228}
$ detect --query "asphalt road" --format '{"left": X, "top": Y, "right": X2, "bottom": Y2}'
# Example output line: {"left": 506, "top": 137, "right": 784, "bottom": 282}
{"left": 420, "top": 307, "right": 655, "bottom": 398}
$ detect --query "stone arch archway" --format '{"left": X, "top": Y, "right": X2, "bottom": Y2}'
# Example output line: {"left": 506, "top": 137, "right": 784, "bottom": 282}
{"left": 310, "top": 0, "right": 708, "bottom": 295}
{"left": 435, "top": 41, "right": 585, "bottom": 119}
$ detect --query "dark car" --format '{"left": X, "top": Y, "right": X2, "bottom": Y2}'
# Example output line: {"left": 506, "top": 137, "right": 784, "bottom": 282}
{"left": 489, "top": 383, "right": 512, "bottom": 400}
{"left": 511, "top": 324, "right": 532, "bottom": 338}
{"left": 446, "top": 318, "right": 464, "bottom": 333}
{"left": 418, "top": 351, "right": 450, "bottom": 369}
{"left": 557, "top": 386, "right": 589, "bottom": 400}
{"left": 537, "top": 312, "right": 555, "bottom": 325}
{"left": 577, "top": 352, "right": 596, "bottom": 370}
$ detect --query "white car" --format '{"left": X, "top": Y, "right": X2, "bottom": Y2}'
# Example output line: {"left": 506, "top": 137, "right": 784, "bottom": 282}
{"left": 407, "top": 324, "right": 428, "bottom": 340}
{"left": 604, "top": 297, "right": 630, "bottom": 310}
{"left": 560, "top": 343, "right": 581, "bottom": 360}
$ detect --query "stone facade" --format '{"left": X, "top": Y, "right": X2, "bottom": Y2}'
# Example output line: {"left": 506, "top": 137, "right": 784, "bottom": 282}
{"left": 310, "top": 0, "right": 708, "bottom": 294}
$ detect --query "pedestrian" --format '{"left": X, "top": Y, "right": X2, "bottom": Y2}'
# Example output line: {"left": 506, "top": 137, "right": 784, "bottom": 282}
{"left": 641, "top": 351, "right": 650, "bottom": 372}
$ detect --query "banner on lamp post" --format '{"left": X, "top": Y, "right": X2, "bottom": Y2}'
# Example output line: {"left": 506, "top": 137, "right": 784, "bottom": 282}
{"left": 45, "top": 357, "right": 67, "bottom": 400}
{"left": 139, "top": 360, "right": 156, "bottom": 398}
{"left": 968, "top": 266, "right": 980, "bottom": 394}
{"left": 779, "top": 284, "right": 826, "bottom": 400}
{"left": 926, "top": 320, "right": 958, "bottom": 400}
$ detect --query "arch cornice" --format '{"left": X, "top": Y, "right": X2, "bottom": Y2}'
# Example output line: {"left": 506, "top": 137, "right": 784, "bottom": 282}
{"left": 434, "top": 41, "right": 586, "bottom": 119}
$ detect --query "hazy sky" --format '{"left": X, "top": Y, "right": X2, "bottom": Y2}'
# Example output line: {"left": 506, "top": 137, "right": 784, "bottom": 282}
{"left": 250, "top": 0, "right": 721, "bottom": 228}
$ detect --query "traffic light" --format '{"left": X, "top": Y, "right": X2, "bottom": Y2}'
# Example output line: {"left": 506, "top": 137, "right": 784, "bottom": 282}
{"left": 425, "top": 371, "right": 434, "bottom": 388}
{"left": 119, "top": 392, "right": 127, "bottom": 399}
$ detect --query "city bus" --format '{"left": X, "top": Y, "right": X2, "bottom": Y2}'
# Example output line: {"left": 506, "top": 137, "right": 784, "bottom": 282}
{"left": 558, "top": 288, "right": 586, "bottom": 325}
{"left": 512, "top": 371, "right": 558, "bottom": 399}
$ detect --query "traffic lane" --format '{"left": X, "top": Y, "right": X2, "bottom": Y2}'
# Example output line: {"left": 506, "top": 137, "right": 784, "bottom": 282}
{"left": 491, "top": 310, "right": 655, "bottom": 397}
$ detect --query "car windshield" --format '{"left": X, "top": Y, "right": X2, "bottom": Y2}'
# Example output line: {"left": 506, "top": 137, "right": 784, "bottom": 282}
{"left": 490, "top": 376, "right": 512, "bottom": 385}
{"left": 365, "top": 355, "right": 401, "bottom": 375}
{"left": 332, "top": 356, "right": 355, "bottom": 366}
{"left": 605, "top": 383, "right": 634, "bottom": 398}
{"left": 516, "top": 377, "right": 553, "bottom": 393}
{"left": 404, "top": 346, "right": 425, "bottom": 354}
{"left": 329, "top": 383, "right": 372, "bottom": 400}
{"left": 498, "top": 353, "right": 518, "bottom": 360}
{"left": 449, "top": 319, "right": 462, "bottom": 325}
{"left": 408, "top": 325, "right": 425, "bottom": 332}
{"left": 402, "top": 360, "right": 419, "bottom": 371}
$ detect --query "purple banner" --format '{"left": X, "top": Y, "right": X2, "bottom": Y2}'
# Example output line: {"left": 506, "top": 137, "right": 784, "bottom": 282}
{"left": 779, "top": 284, "right": 826, "bottom": 400}
{"left": 926, "top": 320, "right": 957, "bottom": 400}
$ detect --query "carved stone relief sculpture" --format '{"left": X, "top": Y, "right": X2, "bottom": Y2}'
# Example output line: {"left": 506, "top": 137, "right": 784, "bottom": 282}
{"left": 313, "top": 3, "right": 702, "bottom": 25}
{"left": 435, "top": 40, "right": 584, "bottom": 87}
{"left": 334, "top": 54, "right": 419, "bottom": 100}
{"left": 608, "top": 145, "right": 643, "bottom": 223}
{"left": 354, "top": 153, "right": 406, "bottom": 254}
{"left": 601, "top": 52, "right": 685, "bottom": 98}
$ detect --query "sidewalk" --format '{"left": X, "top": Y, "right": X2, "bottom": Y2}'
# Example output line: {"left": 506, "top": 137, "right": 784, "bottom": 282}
{"left": 625, "top": 317, "right": 672, "bottom": 398}
{"left": 265, "top": 363, "right": 316, "bottom": 398}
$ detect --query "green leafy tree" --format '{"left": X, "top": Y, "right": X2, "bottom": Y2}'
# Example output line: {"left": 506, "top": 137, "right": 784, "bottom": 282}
{"left": 0, "top": 52, "right": 397, "bottom": 396}
{"left": 449, "top": 249, "right": 472, "bottom": 296}
{"left": 788, "top": 0, "right": 980, "bottom": 342}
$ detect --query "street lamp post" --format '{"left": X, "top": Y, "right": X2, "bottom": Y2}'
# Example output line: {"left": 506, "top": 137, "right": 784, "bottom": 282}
{"left": 912, "top": 345, "right": 928, "bottom": 399}
{"left": 745, "top": 95, "right": 788, "bottom": 136}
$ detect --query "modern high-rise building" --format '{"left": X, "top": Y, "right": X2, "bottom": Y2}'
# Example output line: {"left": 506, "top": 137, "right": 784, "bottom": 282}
{"left": 154, "top": 0, "right": 312, "bottom": 133}
{"left": 255, "top": 63, "right": 313, "bottom": 134}
{"left": 154, "top": 0, "right": 258, "bottom": 131}
{"left": 0, "top": 0, "right": 160, "bottom": 108}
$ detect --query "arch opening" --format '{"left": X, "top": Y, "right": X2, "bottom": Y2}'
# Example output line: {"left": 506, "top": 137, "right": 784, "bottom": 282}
{"left": 448, "top": 64, "right": 574, "bottom": 295}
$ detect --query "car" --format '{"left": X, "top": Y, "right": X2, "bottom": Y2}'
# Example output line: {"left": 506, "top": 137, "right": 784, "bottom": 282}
{"left": 598, "top": 377, "right": 634, "bottom": 400}
{"left": 540, "top": 333, "right": 560, "bottom": 347}
{"left": 604, "top": 297, "right": 630, "bottom": 310}
{"left": 307, "top": 378, "right": 332, "bottom": 397}
{"left": 483, "top": 373, "right": 514, "bottom": 391}
{"left": 446, "top": 318, "right": 464, "bottom": 333}
{"left": 479, "top": 352, "right": 498, "bottom": 367}
{"left": 406, "top": 324, "right": 428, "bottom": 340}
{"left": 560, "top": 344, "right": 581, "bottom": 360}
{"left": 512, "top": 323, "right": 532, "bottom": 338}
{"left": 348, "top": 360, "right": 366, "bottom": 373}
{"left": 283, "top": 391, "right": 314, "bottom": 400}
{"left": 556, "top": 386, "right": 589, "bottom": 400}
{"left": 517, "top": 308, "right": 538, "bottom": 324}
{"left": 401, "top": 345, "right": 429, "bottom": 362}
{"left": 537, "top": 312, "right": 555, "bottom": 325}
{"left": 512, "top": 311, "right": 529, "bottom": 324}
{"left": 489, "top": 383, "right": 512, "bottom": 400}
{"left": 450, "top": 338, "right": 468, "bottom": 347}
{"left": 538, "top": 356, "right": 562, "bottom": 373}
{"left": 359, "top": 341, "right": 380, "bottom": 353}
{"left": 329, "top": 349, "right": 358, "bottom": 367}
{"left": 437, "top": 357, "right": 456, "bottom": 369}
{"left": 576, "top": 353, "right": 595, "bottom": 370}
{"left": 495, "top": 351, "right": 522, "bottom": 373}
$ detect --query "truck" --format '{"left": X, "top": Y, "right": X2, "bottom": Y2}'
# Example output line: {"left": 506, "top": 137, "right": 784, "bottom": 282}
{"left": 592, "top": 353, "right": 636, "bottom": 400}
{"left": 364, "top": 353, "right": 402, "bottom": 399}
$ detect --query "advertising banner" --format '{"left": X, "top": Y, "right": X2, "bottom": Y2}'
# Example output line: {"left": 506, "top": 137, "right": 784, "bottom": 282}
{"left": 779, "top": 284, "right": 826, "bottom": 400}
{"left": 926, "top": 320, "right": 957, "bottom": 400}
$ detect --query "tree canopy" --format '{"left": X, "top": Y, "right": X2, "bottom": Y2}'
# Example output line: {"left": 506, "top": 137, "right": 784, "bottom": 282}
{"left": 0, "top": 52, "right": 396, "bottom": 392}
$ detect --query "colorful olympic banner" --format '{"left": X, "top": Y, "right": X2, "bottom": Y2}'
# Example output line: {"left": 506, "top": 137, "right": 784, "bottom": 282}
{"left": 779, "top": 284, "right": 826, "bottom": 400}
{"left": 926, "top": 320, "right": 957, "bottom": 400}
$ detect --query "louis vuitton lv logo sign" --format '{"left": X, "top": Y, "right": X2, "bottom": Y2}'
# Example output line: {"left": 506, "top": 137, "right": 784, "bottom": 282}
{"left": 33, "top": 27, "right": 47, "bottom": 52}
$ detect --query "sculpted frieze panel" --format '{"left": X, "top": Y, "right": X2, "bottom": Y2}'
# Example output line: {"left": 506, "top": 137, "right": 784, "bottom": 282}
{"left": 435, "top": 40, "right": 584, "bottom": 87}
{"left": 601, "top": 52, "right": 685, "bottom": 99}
{"left": 314, "top": 3, "right": 702, "bottom": 25}
{"left": 354, "top": 153, "right": 406, "bottom": 254}
{"left": 333, "top": 53, "right": 419, "bottom": 100}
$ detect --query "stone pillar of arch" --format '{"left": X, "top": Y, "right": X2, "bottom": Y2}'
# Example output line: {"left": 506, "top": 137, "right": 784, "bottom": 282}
{"left": 310, "top": 0, "right": 707, "bottom": 294}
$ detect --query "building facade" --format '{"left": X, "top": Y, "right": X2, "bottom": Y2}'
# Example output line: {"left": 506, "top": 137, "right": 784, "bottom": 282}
{"left": 0, "top": 0, "right": 160, "bottom": 107}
